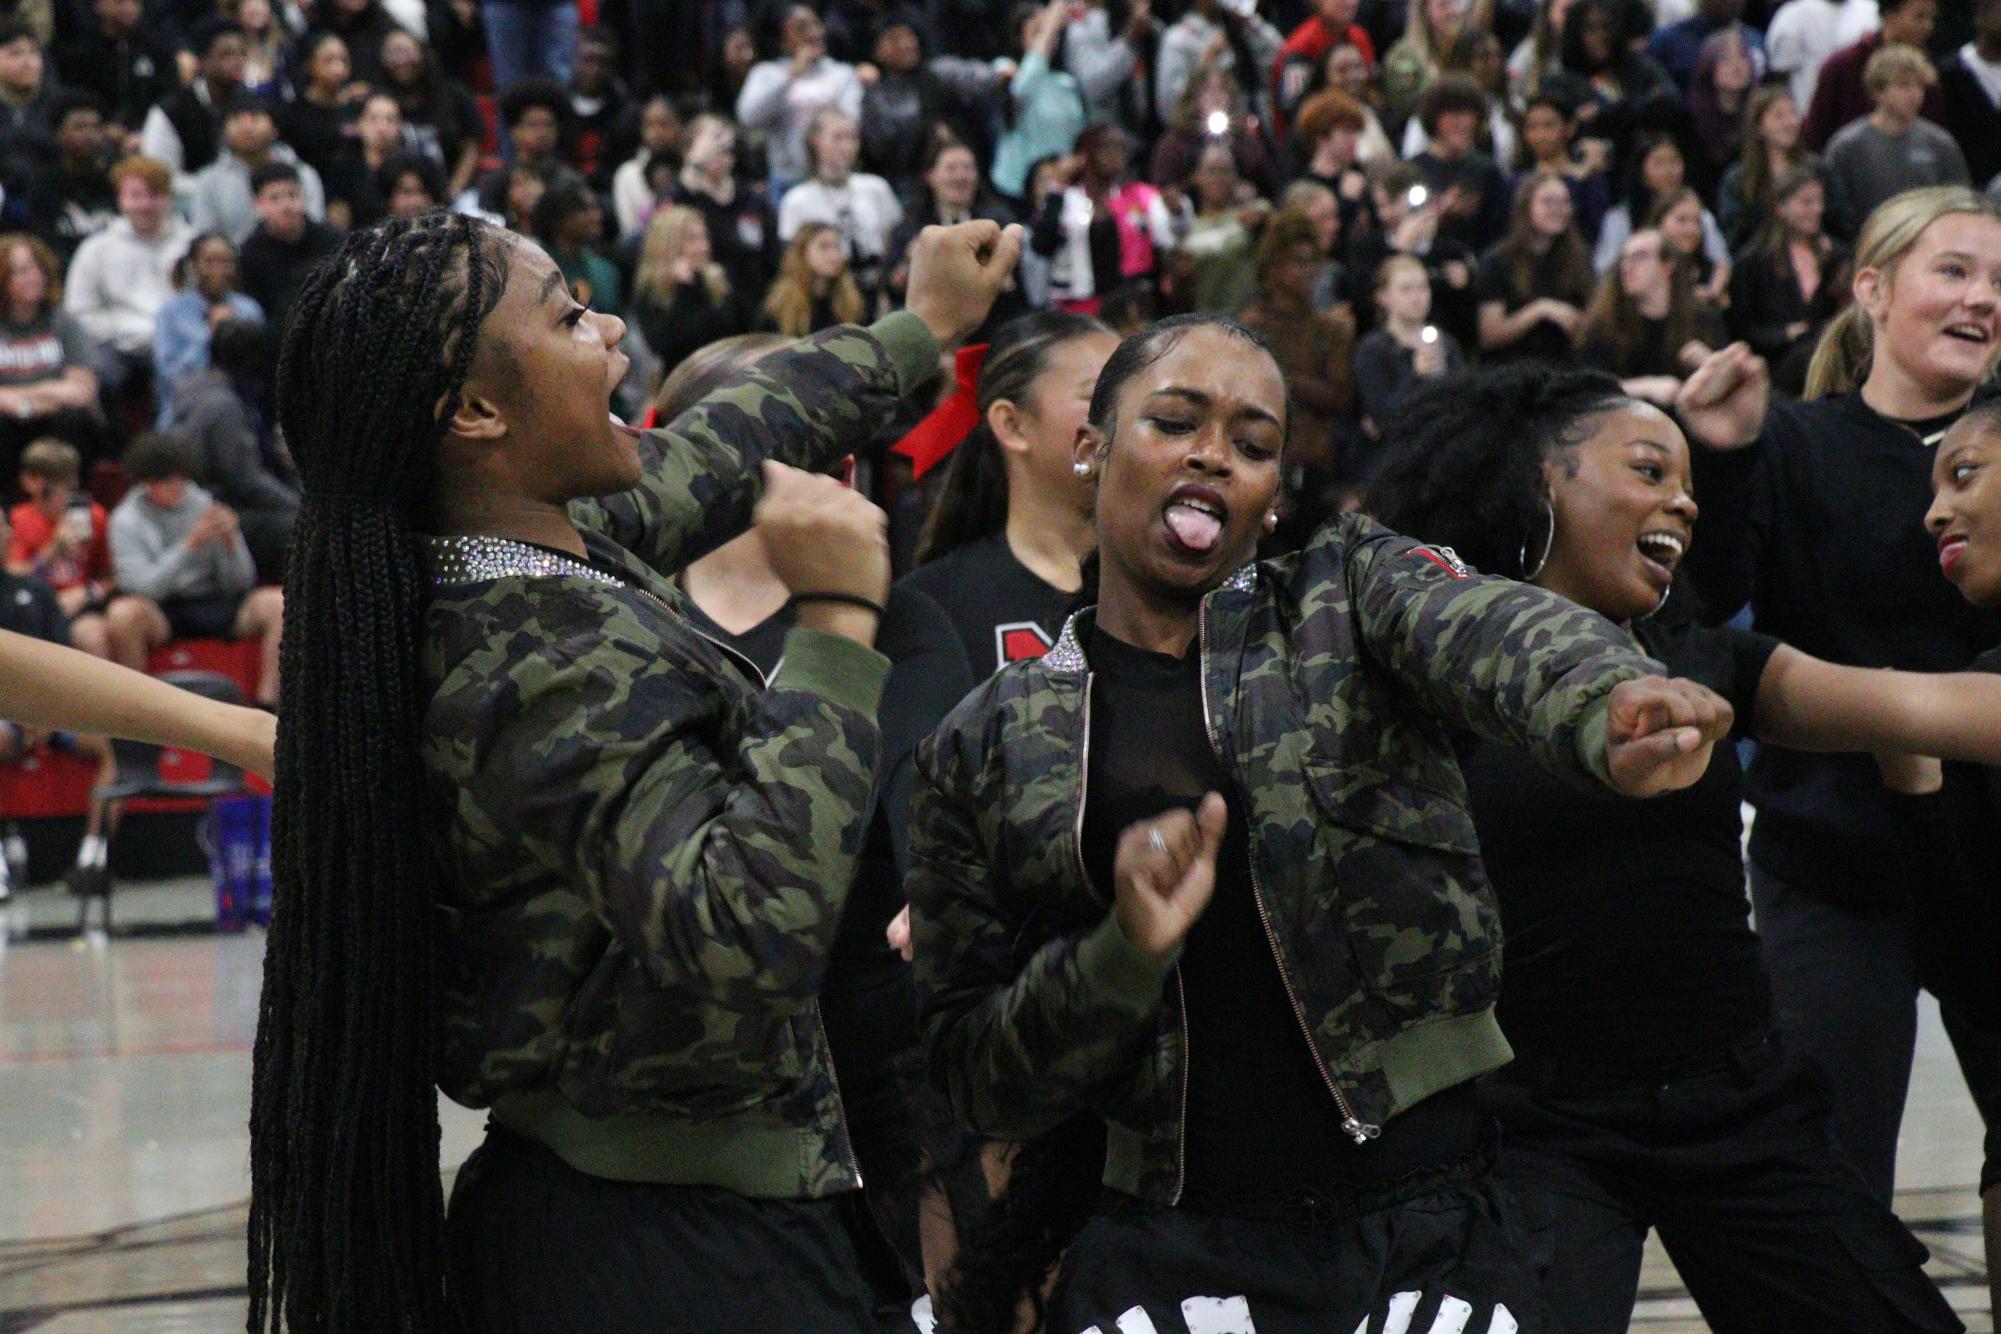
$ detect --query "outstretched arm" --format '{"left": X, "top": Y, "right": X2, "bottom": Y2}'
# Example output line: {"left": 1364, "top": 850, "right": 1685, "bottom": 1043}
{"left": 0, "top": 628, "right": 275, "bottom": 778}
{"left": 1753, "top": 646, "right": 2001, "bottom": 763}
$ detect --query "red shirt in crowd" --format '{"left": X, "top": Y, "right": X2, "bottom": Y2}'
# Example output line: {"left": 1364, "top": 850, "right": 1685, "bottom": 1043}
{"left": 8, "top": 499, "right": 112, "bottom": 596}
{"left": 1271, "top": 15, "right": 1377, "bottom": 130}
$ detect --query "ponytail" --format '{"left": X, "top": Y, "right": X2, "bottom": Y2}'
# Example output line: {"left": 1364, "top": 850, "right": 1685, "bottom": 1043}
{"left": 1803, "top": 302, "right": 1873, "bottom": 399}
{"left": 914, "top": 310, "right": 1113, "bottom": 566}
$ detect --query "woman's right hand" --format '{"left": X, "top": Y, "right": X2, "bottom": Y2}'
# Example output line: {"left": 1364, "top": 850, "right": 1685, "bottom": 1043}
{"left": 1674, "top": 342, "right": 1768, "bottom": 452}
{"left": 904, "top": 220, "right": 1024, "bottom": 347}
{"left": 755, "top": 461, "right": 890, "bottom": 644}
{"left": 1112, "top": 794, "right": 1227, "bottom": 960}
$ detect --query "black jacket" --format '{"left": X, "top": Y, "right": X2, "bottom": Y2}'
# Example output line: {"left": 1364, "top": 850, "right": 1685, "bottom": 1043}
{"left": 1937, "top": 52, "right": 2001, "bottom": 193}
{"left": 51, "top": 24, "right": 173, "bottom": 129}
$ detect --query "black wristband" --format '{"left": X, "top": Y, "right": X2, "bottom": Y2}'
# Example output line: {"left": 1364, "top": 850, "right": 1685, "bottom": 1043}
{"left": 788, "top": 592, "right": 887, "bottom": 620}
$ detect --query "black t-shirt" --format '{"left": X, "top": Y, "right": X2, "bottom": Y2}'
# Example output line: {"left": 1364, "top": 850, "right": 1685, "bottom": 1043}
{"left": 239, "top": 220, "right": 344, "bottom": 340}
{"left": 1893, "top": 646, "right": 2001, "bottom": 1021}
{"left": 897, "top": 532, "right": 1076, "bottom": 677}
{"left": 1474, "top": 245, "right": 1583, "bottom": 367}
{"left": 1579, "top": 309, "right": 1726, "bottom": 380}
{"left": 1080, "top": 627, "right": 1482, "bottom": 1211}
{"left": 1457, "top": 612, "right": 1779, "bottom": 1075}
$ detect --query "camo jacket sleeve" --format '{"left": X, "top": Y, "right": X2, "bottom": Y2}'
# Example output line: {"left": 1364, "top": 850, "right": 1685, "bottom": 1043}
{"left": 1339, "top": 515, "right": 1665, "bottom": 790}
{"left": 569, "top": 312, "right": 938, "bottom": 575}
{"left": 908, "top": 718, "right": 1174, "bottom": 1140}
{"left": 432, "top": 593, "right": 890, "bottom": 1013}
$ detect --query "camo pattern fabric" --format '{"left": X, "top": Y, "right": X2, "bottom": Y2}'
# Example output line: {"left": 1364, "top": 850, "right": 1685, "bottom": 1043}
{"left": 417, "top": 314, "right": 935, "bottom": 1199}
{"left": 908, "top": 511, "right": 1663, "bottom": 1203}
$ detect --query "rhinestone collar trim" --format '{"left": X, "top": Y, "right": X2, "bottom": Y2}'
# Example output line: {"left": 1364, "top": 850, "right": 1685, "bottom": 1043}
{"left": 419, "top": 534, "right": 626, "bottom": 590}
{"left": 1041, "top": 564, "right": 1256, "bottom": 675}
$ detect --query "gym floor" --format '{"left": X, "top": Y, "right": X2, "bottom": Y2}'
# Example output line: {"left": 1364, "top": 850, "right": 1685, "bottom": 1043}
{"left": 0, "top": 880, "right": 1991, "bottom": 1333}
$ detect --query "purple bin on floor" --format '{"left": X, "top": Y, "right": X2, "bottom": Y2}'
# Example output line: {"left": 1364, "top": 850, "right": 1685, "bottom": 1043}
{"left": 206, "top": 794, "right": 270, "bottom": 933}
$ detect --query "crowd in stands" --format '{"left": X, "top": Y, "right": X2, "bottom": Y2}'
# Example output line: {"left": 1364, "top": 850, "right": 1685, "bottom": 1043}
{"left": 0, "top": 0, "right": 1993, "bottom": 822}
{"left": 0, "top": 0, "right": 1986, "bottom": 573}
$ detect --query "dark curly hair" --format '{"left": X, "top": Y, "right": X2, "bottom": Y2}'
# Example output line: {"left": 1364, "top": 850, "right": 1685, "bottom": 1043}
{"left": 1364, "top": 362, "right": 1629, "bottom": 578}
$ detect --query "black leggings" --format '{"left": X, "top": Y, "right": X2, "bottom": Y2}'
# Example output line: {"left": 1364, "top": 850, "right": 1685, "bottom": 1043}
{"left": 446, "top": 1126, "right": 879, "bottom": 1333}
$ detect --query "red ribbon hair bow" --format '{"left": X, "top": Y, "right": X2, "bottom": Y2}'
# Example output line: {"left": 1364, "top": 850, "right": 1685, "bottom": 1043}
{"left": 891, "top": 342, "right": 990, "bottom": 480}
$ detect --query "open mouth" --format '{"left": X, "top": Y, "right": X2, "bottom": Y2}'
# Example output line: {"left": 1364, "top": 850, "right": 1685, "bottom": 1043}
{"left": 1163, "top": 483, "right": 1229, "bottom": 557}
{"left": 1636, "top": 528, "right": 1686, "bottom": 587}
{"left": 1939, "top": 533, "right": 1970, "bottom": 576}
{"left": 609, "top": 412, "right": 642, "bottom": 439}
{"left": 1943, "top": 322, "right": 1994, "bottom": 347}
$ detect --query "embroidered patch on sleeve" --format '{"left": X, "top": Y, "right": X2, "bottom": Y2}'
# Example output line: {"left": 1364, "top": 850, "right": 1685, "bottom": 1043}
{"left": 1411, "top": 545, "right": 1472, "bottom": 579}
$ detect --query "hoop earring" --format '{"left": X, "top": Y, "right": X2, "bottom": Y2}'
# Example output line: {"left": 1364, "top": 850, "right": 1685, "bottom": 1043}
{"left": 1648, "top": 581, "right": 1672, "bottom": 618}
{"left": 1518, "top": 502, "right": 1556, "bottom": 581}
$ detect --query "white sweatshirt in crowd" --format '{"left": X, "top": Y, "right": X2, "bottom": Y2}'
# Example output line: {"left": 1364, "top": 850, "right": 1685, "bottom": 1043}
{"left": 62, "top": 217, "right": 195, "bottom": 356}
{"left": 735, "top": 56, "right": 864, "bottom": 187}
{"left": 108, "top": 481, "right": 256, "bottom": 603}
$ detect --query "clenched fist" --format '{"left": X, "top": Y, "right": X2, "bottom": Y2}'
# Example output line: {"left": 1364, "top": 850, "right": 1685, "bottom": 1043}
{"left": 754, "top": 461, "right": 890, "bottom": 645}
{"left": 1112, "top": 793, "right": 1228, "bottom": 960}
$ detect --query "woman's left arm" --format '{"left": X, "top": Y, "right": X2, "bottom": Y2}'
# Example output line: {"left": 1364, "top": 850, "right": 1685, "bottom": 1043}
{"left": 1339, "top": 516, "right": 1669, "bottom": 791}
{"left": 570, "top": 223, "right": 1019, "bottom": 574}
{"left": 1752, "top": 645, "right": 2001, "bottom": 763}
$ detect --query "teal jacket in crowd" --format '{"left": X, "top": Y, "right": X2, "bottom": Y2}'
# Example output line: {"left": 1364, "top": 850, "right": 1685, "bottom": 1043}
{"left": 416, "top": 313, "right": 938, "bottom": 1200}
{"left": 908, "top": 513, "right": 1663, "bottom": 1204}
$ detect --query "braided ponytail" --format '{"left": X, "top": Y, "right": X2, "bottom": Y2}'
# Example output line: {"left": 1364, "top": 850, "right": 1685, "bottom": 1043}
{"left": 249, "top": 213, "right": 509, "bottom": 1332}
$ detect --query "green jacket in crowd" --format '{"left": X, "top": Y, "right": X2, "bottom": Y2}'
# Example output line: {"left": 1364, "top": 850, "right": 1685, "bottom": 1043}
{"left": 416, "top": 312, "right": 939, "bottom": 1201}
{"left": 907, "top": 513, "right": 1663, "bottom": 1205}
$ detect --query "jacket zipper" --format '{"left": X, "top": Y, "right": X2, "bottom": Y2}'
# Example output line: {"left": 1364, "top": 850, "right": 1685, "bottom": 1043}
{"left": 816, "top": 1004, "right": 864, "bottom": 1185}
{"left": 658, "top": 591, "right": 865, "bottom": 1183}
{"left": 1195, "top": 597, "right": 1380, "bottom": 1147}
{"left": 1077, "top": 669, "right": 1192, "bottom": 1204}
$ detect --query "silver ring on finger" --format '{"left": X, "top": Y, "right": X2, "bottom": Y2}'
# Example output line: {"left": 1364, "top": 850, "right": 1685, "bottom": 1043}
{"left": 1147, "top": 827, "right": 1168, "bottom": 857}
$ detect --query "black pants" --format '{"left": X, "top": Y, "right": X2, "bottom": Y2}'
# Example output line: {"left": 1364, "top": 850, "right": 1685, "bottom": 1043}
{"left": 1043, "top": 1155, "right": 1546, "bottom": 1334}
{"left": 446, "top": 1126, "right": 879, "bottom": 1333}
{"left": 1483, "top": 1032, "right": 1961, "bottom": 1333}
{"left": 1752, "top": 863, "right": 2001, "bottom": 1200}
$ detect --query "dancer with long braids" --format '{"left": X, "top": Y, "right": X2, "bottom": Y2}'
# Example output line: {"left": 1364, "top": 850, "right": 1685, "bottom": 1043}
{"left": 907, "top": 313, "right": 1734, "bottom": 1333}
{"left": 248, "top": 212, "right": 1017, "bottom": 1331}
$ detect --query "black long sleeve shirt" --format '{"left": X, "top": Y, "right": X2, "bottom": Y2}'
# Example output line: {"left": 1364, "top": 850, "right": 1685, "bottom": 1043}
{"left": 1687, "top": 392, "right": 2001, "bottom": 908}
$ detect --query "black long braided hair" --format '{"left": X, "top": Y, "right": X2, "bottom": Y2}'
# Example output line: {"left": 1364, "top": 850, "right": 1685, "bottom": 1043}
{"left": 249, "top": 212, "right": 510, "bottom": 1332}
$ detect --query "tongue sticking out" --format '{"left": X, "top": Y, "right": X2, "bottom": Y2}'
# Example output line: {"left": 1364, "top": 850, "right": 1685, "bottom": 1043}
{"left": 1165, "top": 503, "right": 1223, "bottom": 553}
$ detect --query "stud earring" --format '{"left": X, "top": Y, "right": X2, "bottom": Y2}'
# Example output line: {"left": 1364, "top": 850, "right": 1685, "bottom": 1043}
{"left": 1073, "top": 461, "right": 1092, "bottom": 477}
{"left": 1263, "top": 511, "right": 1278, "bottom": 532}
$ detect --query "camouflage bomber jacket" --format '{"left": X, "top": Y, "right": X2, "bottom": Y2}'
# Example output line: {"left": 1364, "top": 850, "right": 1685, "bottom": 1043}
{"left": 908, "top": 512, "right": 1664, "bottom": 1205}
{"left": 417, "top": 314, "right": 938, "bottom": 1200}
